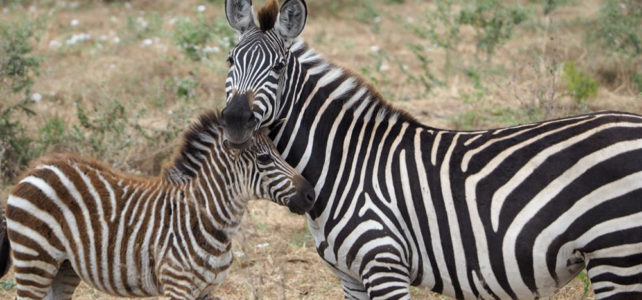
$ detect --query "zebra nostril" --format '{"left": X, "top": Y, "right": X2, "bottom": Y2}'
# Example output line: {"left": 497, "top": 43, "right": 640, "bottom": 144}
{"left": 246, "top": 115, "right": 257, "bottom": 128}
{"left": 305, "top": 190, "right": 315, "bottom": 204}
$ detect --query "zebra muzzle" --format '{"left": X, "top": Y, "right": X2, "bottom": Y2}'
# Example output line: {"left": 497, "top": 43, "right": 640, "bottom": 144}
{"left": 222, "top": 92, "right": 258, "bottom": 148}
{"left": 287, "top": 175, "right": 316, "bottom": 214}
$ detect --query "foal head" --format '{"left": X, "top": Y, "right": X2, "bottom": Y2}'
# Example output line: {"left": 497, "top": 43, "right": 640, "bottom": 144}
{"left": 165, "top": 111, "right": 315, "bottom": 214}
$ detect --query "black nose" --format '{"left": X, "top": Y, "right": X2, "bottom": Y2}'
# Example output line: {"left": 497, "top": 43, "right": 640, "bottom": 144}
{"left": 288, "top": 175, "right": 316, "bottom": 214}
{"left": 304, "top": 189, "right": 315, "bottom": 205}
{"left": 222, "top": 93, "right": 256, "bottom": 147}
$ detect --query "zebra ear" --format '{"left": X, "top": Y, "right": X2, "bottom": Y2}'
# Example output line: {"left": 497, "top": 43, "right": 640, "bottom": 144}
{"left": 225, "top": 0, "right": 256, "bottom": 34}
{"left": 274, "top": 0, "right": 307, "bottom": 47}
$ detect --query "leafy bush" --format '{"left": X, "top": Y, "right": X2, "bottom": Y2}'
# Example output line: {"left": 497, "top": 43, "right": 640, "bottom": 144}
{"left": 38, "top": 117, "right": 68, "bottom": 151}
{"left": 0, "top": 104, "right": 36, "bottom": 180}
{"left": 173, "top": 16, "right": 235, "bottom": 61}
{"left": 591, "top": 0, "right": 642, "bottom": 57}
{"left": 563, "top": 61, "right": 599, "bottom": 103}
{"left": 173, "top": 17, "right": 212, "bottom": 61}
{"left": 124, "top": 12, "right": 163, "bottom": 41}
{"left": 539, "top": 0, "right": 574, "bottom": 15}
{"left": 0, "top": 19, "right": 42, "bottom": 180}
{"left": 354, "top": 0, "right": 380, "bottom": 30}
{"left": 402, "top": 43, "right": 444, "bottom": 93}
{"left": 70, "top": 99, "right": 159, "bottom": 162}
{"left": 174, "top": 76, "right": 199, "bottom": 100}
{"left": 633, "top": 73, "right": 642, "bottom": 93}
{"left": 458, "top": 0, "right": 529, "bottom": 59}
{"left": 405, "top": 0, "right": 461, "bottom": 81}
{"left": 0, "top": 19, "right": 41, "bottom": 98}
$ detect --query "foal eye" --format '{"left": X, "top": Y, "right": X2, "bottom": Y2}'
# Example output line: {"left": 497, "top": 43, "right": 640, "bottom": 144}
{"left": 257, "top": 154, "right": 273, "bottom": 164}
{"left": 273, "top": 60, "right": 285, "bottom": 72}
{"left": 227, "top": 55, "right": 234, "bottom": 65}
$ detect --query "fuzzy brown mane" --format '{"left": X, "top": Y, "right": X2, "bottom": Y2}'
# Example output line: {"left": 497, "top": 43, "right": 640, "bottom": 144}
{"left": 258, "top": 0, "right": 280, "bottom": 31}
{"left": 163, "top": 111, "right": 222, "bottom": 184}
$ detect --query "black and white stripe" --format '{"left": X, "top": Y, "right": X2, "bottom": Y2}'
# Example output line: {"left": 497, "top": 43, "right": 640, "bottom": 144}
{"left": 221, "top": 1, "right": 642, "bottom": 299}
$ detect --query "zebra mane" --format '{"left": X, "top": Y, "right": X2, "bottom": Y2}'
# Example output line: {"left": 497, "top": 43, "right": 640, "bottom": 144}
{"left": 257, "top": 0, "right": 279, "bottom": 31}
{"left": 291, "top": 40, "right": 421, "bottom": 125}
{"left": 163, "top": 111, "right": 222, "bottom": 184}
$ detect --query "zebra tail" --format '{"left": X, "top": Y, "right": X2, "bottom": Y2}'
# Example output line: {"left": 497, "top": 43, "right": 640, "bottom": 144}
{"left": 0, "top": 214, "right": 10, "bottom": 279}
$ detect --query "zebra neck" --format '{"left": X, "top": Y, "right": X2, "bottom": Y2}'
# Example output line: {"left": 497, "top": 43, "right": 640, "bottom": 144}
{"left": 164, "top": 184, "right": 235, "bottom": 256}
{"left": 275, "top": 42, "right": 425, "bottom": 151}
{"left": 273, "top": 44, "right": 430, "bottom": 216}
{"left": 184, "top": 158, "right": 249, "bottom": 236}
{"left": 279, "top": 41, "right": 424, "bottom": 139}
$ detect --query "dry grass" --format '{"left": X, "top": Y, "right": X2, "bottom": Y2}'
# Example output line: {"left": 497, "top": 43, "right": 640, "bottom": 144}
{"left": 1, "top": 0, "right": 640, "bottom": 299}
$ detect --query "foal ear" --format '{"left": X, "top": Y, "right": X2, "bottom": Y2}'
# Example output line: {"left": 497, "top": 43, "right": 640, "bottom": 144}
{"left": 225, "top": 0, "right": 256, "bottom": 34}
{"left": 274, "top": 0, "right": 307, "bottom": 47}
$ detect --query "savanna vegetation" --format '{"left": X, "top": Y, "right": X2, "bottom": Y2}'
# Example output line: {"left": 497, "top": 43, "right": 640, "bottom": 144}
{"left": 0, "top": 0, "right": 640, "bottom": 299}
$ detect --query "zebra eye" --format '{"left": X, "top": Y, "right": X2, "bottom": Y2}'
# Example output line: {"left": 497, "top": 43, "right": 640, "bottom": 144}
{"left": 227, "top": 55, "right": 234, "bottom": 65}
{"left": 257, "top": 154, "right": 273, "bottom": 164}
{"left": 273, "top": 60, "right": 285, "bottom": 72}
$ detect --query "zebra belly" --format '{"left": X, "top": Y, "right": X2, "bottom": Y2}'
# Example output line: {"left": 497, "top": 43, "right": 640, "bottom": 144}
{"left": 157, "top": 254, "right": 232, "bottom": 298}
{"left": 65, "top": 249, "right": 162, "bottom": 297}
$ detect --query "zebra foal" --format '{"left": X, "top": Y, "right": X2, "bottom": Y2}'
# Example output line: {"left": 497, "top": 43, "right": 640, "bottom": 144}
{"left": 220, "top": 0, "right": 642, "bottom": 299}
{"left": 0, "top": 110, "right": 315, "bottom": 300}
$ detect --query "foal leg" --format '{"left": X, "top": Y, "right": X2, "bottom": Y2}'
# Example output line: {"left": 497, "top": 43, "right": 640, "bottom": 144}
{"left": 43, "top": 261, "right": 80, "bottom": 300}
{"left": 12, "top": 253, "right": 59, "bottom": 300}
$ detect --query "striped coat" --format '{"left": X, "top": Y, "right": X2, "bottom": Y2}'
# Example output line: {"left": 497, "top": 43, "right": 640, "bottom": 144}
{"left": 220, "top": 0, "right": 642, "bottom": 299}
{"left": 0, "top": 111, "right": 314, "bottom": 300}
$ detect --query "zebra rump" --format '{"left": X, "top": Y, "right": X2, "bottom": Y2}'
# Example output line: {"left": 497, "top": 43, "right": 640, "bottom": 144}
{"left": 0, "top": 215, "right": 10, "bottom": 279}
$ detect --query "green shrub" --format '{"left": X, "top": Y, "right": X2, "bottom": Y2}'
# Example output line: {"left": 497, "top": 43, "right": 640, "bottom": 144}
{"left": 173, "top": 17, "right": 212, "bottom": 61}
{"left": 563, "top": 61, "right": 599, "bottom": 103}
{"left": 403, "top": 43, "right": 445, "bottom": 93}
{"left": 173, "top": 16, "right": 235, "bottom": 61}
{"left": 124, "top": 12, "right": 163, "bottom": 41}
{"left": 0, "top": 19, "right": 41, "bottom": 98}
{"left": 0, "top": 19, "right": 42, "bottom": 180}
{"left": 38, "top": 117, "right": 68, "bottom": 151}
{"left": 591, "top": 0, "right": 642, "bottom": 57}
{"left": 355, "top": 0, "right": 380, "bottom": 31}
{"left": 174, "top": 76, "right": 199, "bottom": 100}
{"left": 539, "top": 0, "right": 574, "bottom": 15}
{"left": 458, "top": 0, "right": 529, "bottom": 59}
{"left": 404, "top": 0, "right": 461, "bottom": 81}
{"left": 633, "top": 73, "right": 642, "bottom": 93}
{"left": 71, "top": 100, "right": 132, "bottom": 158}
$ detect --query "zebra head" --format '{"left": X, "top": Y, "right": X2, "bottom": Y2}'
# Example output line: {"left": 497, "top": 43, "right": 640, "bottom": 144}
{"left": 246, "top": 129, "right": 315, "bottom": 214}
{"left": 222, "top": 0, "right": 307, "bottom": 147}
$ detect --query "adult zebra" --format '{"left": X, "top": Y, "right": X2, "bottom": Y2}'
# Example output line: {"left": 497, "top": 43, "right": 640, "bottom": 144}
{"left": 220, "top": 0, "right": 642, "bottom": 299}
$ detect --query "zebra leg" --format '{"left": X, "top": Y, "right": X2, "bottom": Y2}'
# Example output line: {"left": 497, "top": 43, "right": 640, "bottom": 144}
{"left": 321, "top": 259, "right": 368, "bottom": 299}
{"left": 341, "top": 277, "right": 368, "bottom": 299}
{"left": 360, "top": 255, "right": 411, "bottom": 300}
{"left": 43, "top": 261, "right": 80, "bottom": 300}
{"left": 585, "top": 248, "right": 642, "bottom": 300}
{"left": 12, "top": 256, "right": 58, "bottom": 300}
